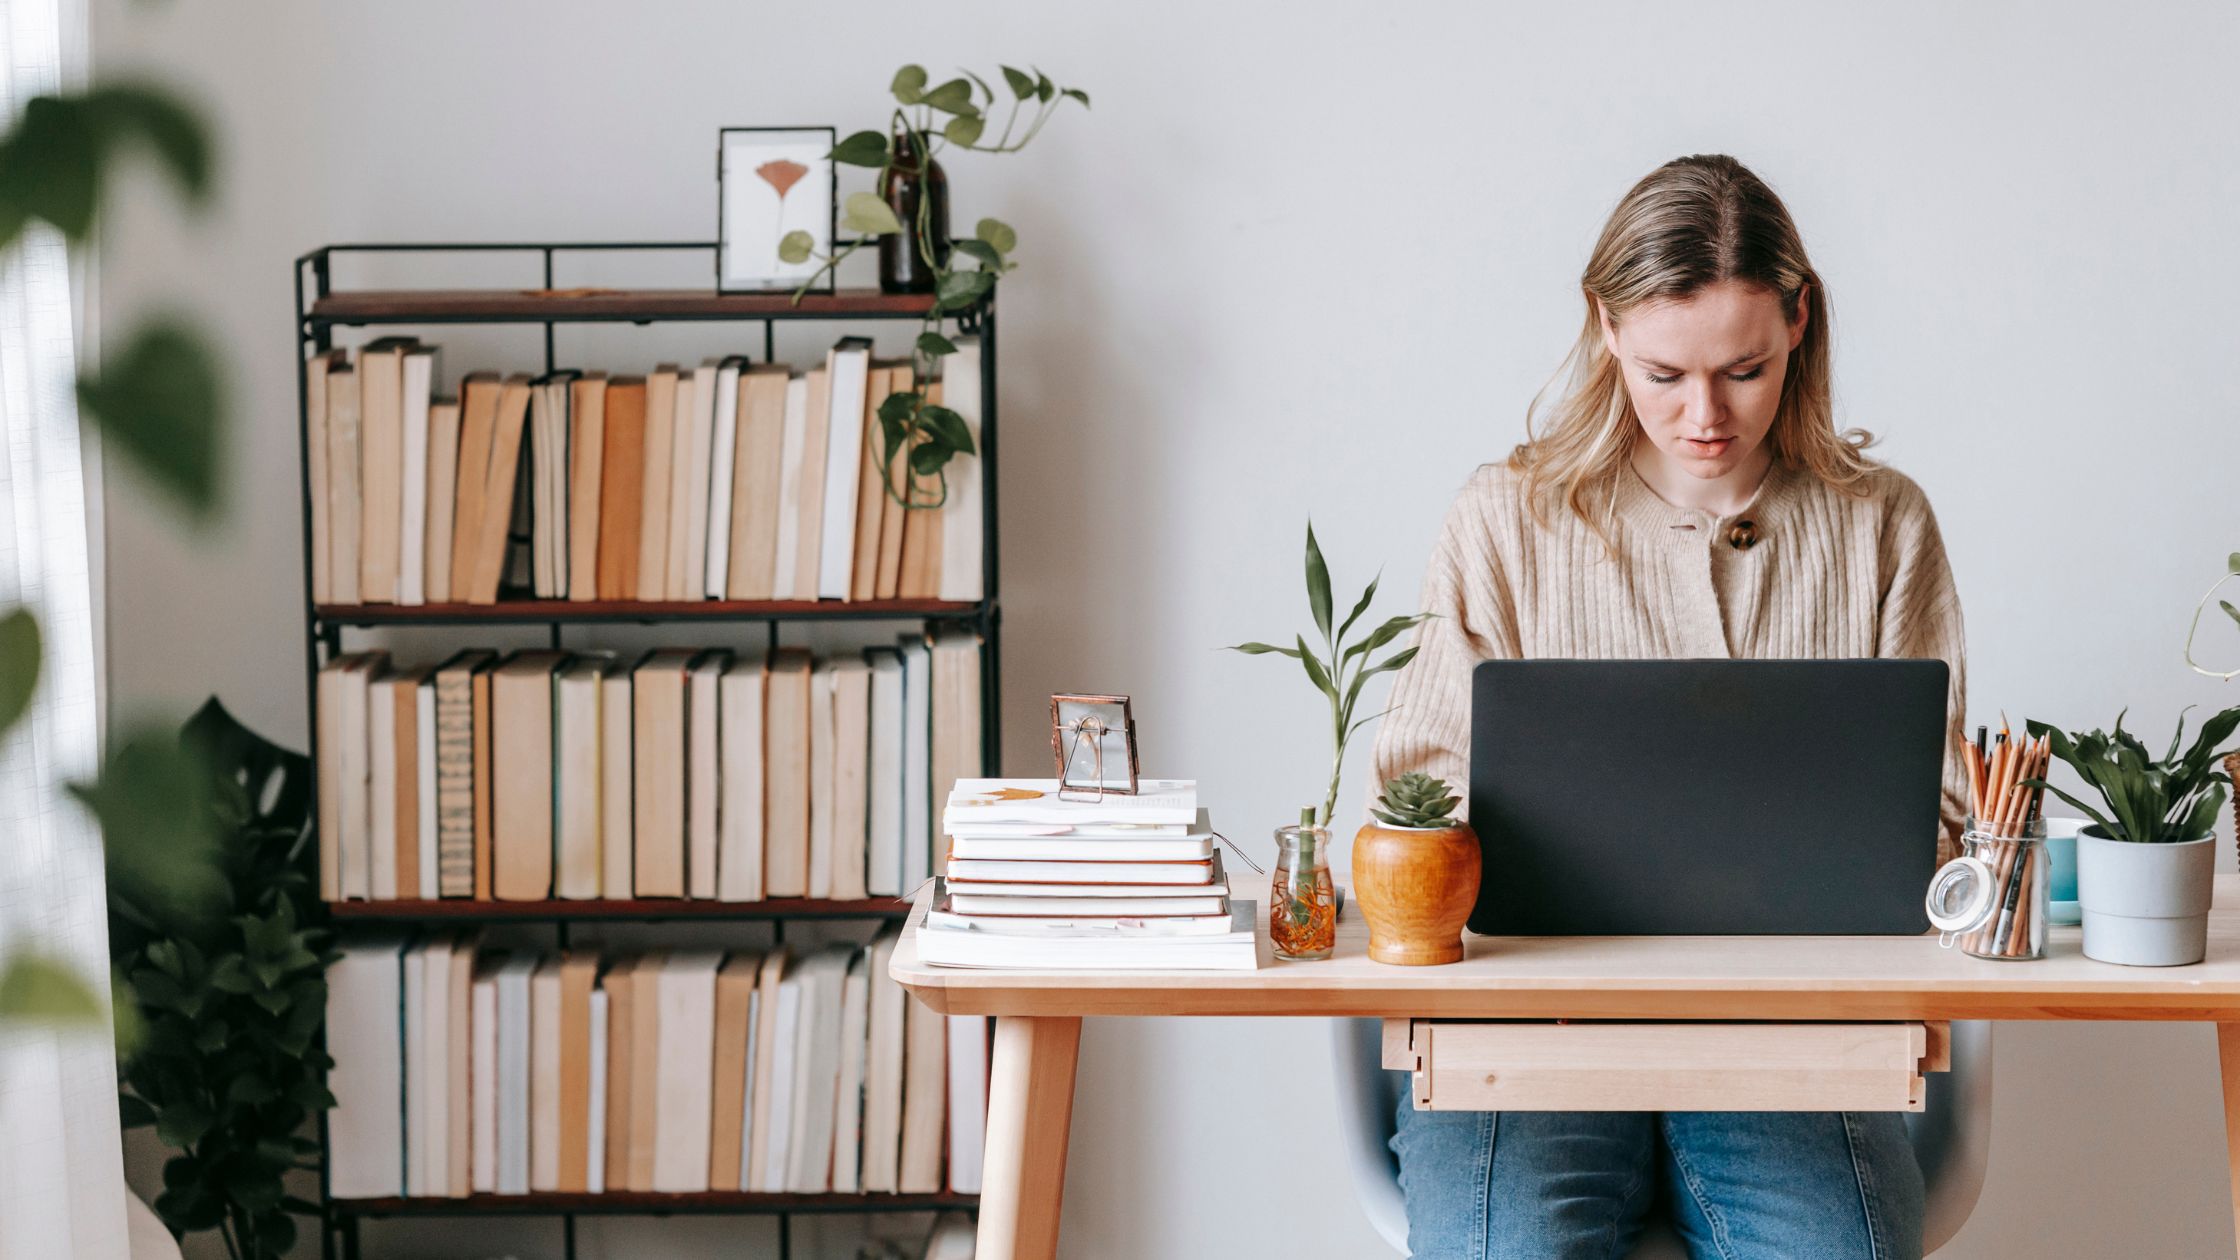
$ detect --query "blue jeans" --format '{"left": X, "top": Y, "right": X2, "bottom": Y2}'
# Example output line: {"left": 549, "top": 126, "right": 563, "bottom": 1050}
{"left": 1390, "top": 1087, "right": 1924, "bottom": 1259}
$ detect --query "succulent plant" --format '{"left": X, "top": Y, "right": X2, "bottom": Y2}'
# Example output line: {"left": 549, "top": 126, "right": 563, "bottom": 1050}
{"left": 1371, "top": 772, "right": 1462, "bottom": 829}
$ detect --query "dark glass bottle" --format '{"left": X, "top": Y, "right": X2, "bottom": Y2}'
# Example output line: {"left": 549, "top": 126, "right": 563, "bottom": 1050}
{"left": 879, "top": 121, "right": 950, "bottom": 294}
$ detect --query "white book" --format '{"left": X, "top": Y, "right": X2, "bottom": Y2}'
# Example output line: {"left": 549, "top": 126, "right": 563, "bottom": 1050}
{"left": 918, "top": 902, "right": 1262, "bottom": 971}
{"left": 399, "top": 347, "right": 435, "bottom": 606}
{"left": 586, "top": 987, "right": 608, "bottom": 1194}
{"left": 652, "top": 950, "right": 724, "bottom": 1192}
{"left": 829, "top": 948, "right": 871, "bottom": 1192}
{"left": 757, "top": 962, "right": 803, "bottom": 1191}
{"left": 735, "top": 982, "right": 760, "bottom": 1189}
{"left": 668, "top": 362, "right": 714, "bottom": 599}
{"left": 924, "top": 907, "right": 1240, "bottom": 935}
{"left": 900, "top": 638, "right": 933, "bottom": 893}
{"left": 770, "top": 376, "right": 808, "bottom": 599}
{"left": 425, "top": 392, "right": 463, "bottom": 603}
{"left": 339, "top": 658, "right": 377, "bottom": 900}
{"left": 944, "top": 858, "right": 1217, "bottom": 885}
{"left": 943, "top": 779, "right": 1200, "bottom": 828}
{"left": 829, "top": 658, "right": 871, "bottom": 900}
{"left": 864, "top": 650, "right": 905, "bottom": 897}
{"left": 704, "top": 356, "right": 743, "bottom": 598}
{"left": 400, "top": 939, "right": 430, "bottom": 1196}
{"left": 807, "top": 661, "right": 836, "bottom": 899}
{"left": 307, "top": 350, "right": 334, "bottom": 603}
{"left": 936, "top": 336, "right": 984, "bottom": 602}
{"left": 784, "top": 945, "right": 854, "bottom": 1191}
{"left": 688, "top": 652, "right": 728, "bottom": 900}
{"left": 529, "top": 957, "right": 562, "bottom": 1191}
{"left": 416, "top": 680, "right": 438, "bottom": 898}
{"left": 950, "top": 835, "right": 1217, "bottom": 862}
{"left": 717, "top": 656, "right": 767, "bottom": 902}
{"left": 946, "top": 1014, "right": 989, "bottom": 1193}
{"left": 471, "top": 956, "right": 499, "bottom": 1193}
{"left": 496, "top": 952, "right": 539, "bottom": 1195}
{"left": 369, "top": 676, "right": 398, "bottom": 900}
{"left": 555, "top": 659, "right": 606, "bottom": 899}
{"left": 816, "top": 338, "right": 873, "bottom": 600}
{"left": 859, "top": 926, "right": 906, "bottom": 1192}
{"left": 326, "top": 935, "right": 407, "bottom": 1199}
{"left": 599, "top": 671, "right": 633, "bottom": 898}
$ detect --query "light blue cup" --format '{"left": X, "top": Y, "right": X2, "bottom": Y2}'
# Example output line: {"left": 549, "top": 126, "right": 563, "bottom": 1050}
{"left": 2045, "top": 817, "right": 2083, "bottom": 925}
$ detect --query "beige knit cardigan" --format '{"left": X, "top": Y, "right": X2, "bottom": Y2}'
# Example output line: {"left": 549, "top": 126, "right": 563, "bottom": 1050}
{"left": 1368, "top": 457, "right": 1970, "bottom": 863}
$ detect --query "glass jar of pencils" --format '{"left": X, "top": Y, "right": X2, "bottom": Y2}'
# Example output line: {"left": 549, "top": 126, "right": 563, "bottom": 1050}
{"left": 1270, "top": 815, "right": 1337, "bottom": 961}
{"left": 1927, "top": 815, "right": 2050, "bottom": 960}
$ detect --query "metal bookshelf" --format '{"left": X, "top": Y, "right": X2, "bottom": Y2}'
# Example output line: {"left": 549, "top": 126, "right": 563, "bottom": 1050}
{"left": 293, "top": 242, "right": 996, "bottom": 1260}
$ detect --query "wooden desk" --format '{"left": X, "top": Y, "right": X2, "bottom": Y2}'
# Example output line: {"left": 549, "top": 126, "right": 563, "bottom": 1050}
{"left": 892, "top": 875, "right": 2240, "bottom": 1259}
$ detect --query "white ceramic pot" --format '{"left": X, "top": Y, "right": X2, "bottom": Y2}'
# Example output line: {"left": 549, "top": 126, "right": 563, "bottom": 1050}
{"left": 2075, "top": 827, "right": 2215, "bottom": 966}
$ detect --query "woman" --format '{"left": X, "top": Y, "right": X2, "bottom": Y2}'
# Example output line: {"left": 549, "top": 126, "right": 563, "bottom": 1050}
{"left": 1369, "top": 154, "right": 1969, "bottom": 1260}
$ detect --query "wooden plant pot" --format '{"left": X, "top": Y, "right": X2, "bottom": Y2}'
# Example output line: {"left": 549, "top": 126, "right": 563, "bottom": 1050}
{"left": 1351, "top": 821, "right": 1480, "bottom": 965}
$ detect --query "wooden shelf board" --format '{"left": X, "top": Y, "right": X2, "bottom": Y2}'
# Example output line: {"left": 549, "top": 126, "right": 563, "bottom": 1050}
{"left": 313, "top": 598, "right": 980, "bottom": 625}
{"left": 326, "top": 897, "right": 917, "bottom": 923}
{"left": 308, "top": 287, "right": 940, "bottom": 324}
{"left": 328, "top": 1190, "right": 979, "bottom": 1217}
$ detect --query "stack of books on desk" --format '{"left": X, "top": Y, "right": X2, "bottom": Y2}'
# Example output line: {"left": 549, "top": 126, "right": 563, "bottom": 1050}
{"left": 914, "top": 779, "right": 1260, "bottom": 971}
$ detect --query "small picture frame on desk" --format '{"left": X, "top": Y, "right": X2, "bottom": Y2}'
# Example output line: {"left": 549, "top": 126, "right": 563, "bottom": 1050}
{"left": 716, "top": 126, "right": 836, "bottom": 294}
{"left": 1050, "top": 693, "right": 1140, "bottom": 800}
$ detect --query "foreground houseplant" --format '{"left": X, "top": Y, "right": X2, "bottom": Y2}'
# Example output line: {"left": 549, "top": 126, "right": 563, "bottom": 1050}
{"left": 2028, "top": 707, "right": 2240, "bottom": 965}
{"left": 1353, "top": 773, "right": 1479, "bottom": 965}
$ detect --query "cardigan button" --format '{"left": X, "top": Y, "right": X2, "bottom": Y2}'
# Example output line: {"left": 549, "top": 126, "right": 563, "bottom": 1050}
{"left": 1727, "top": 520, "right": 1759, "bottom": 550}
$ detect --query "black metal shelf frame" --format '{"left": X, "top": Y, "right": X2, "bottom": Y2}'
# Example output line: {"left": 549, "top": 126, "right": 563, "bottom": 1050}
{"left": 292, "top": 242, "right": 995, "bottom": 1260}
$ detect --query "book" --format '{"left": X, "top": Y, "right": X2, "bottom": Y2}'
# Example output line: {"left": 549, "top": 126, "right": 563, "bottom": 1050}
{"left": 446, "top": 374, "right": 501, "bottom": 604}
{"left": 466, "top": 374, "right": 535, "bottom": 604}
{"left": 631, "top": 649, "right": 697, "bottom": 896}
{"left": 357, "top": 336, "right": 414, "bottom": 604}
{"left": 495, "top": 952, "right": 540, "bottom": 1195}
{"left": 599, "top": 668, "right": 633, "bottom": 899}
{"left": 937, "top": 337, "right": 984, "bottom": 602}
{"left": 433, "top": 650, "right": 495, "bottom": 898}
{"left": 671, "top": 360, "right": 717, "bottom": 600}
{"left": 923, "top": 906, "right": 1240, "bottom": 935}
{"left": 817, "top": 338, "right": 874, "bottom": 600}
{"left": 726, "top": 365, "right": 791, "bottom": 599}
{"left": 586, "top": 986, "right": 609, "bottom": 1193}
{"left": 326, "top": 360, "right": 362, "bottom": 604}
{"left": 473, "top": 658, "right": 495, "bottom": 898}
{"left": 864, "top": 649, "right": 905, "bottom": 897}
{"left": 567, "top": 372, "right": 608, "bottom": 602}
{"left": 917, "top": 900, "right": 1263, "bottom": 971}
{"left": 554, "top": 657, "right": 608, "bottom": 899}
{"left": 652, "top": 950, "right": 723, "bottom": 1192}
{"left": 944, "top": 857, "right": 1218, "bottom": 885}
{"left": 557, "top": 952, "right": 597, "bottom": 1193}
{"left": 948, "top": 812, "right": 1218, "bottom": 861}
{"left": 943, "top": 778, "right": 1200, "bottom": 827}
{"left": 873, "top": 366, "right": 917, "bottom": 600}
{"left": 946, "top": 1014, "right": 988, "bottom": 1192}
{"left": 930, "top": 628, "right": 984, "bottom": 872}
{"left": 755, "top": 951, "right": 803, "bottom": 1192}
{"left": 899, "top": 637, "right": 932, "bottom": 894}
{"left": 716, "top": 655, "right": 768, "bottom": 902}
{"left": 789, "top": 367, "right": 831, "bottom": 600}
{"left": 445, "top": 933, "right": 476, "bottom": 1197}
{"left": 635, "top": 366, "right": 678, "bottom": 603}
{"left": 858, "top": 925, "right": 906, "bottom": 1192}
{"left": 369, "top": 671, "right": 397, "bottom": 899}
{"left": 337, "top": 653, "right": 385, "bottom": 900}
{"left": 425, "top": 393, "right": 463, "bottom": 604}
{"left": 744, "top": 947, "right": 790, "bottom": 1192}
{"left": 393, "top": 936, "right": 437, "bottom": 1190}
{"left": 326, "top": 934, "right": 408, "bottom": 1198}
{"left": 529, "top": 370, "right": 578, "bottom": 599}
{"left": 417, "top": 664, "right": 439, "bottom": 899}
{"left": 529, "top": 957, "right": 562, "bottom": 1191}
{"left": 599, "top": 956, "right": 637, "bottom": 1193}
{"left": 783, "top": 944, "right": 854, "bottom": 1192}
{"left": 770, "top": 374, "right": 808, "bottom": 600}
{"left": 850, "top": 364, "right": 896, "bottom": 602}
{"left": 946, "top": 892, "right": 1229, "bottom": 916}
{"left": 388, "top": 666, "right": 435, "bottom": 898}
{"left": 704, "top": 356, "right": 745, "bottom": 599}
{"left": 945, "top": 857, "right": 1229, "bottom": 897}
{"left": 687, "top": 650, "right": 730, "bottom": 899}
{"left": 708, "top": 951, "right": 761, "bottom": 1189}
{"left": 596, "top": 376, "right": 646, "bottom": 600}
{"left": 625, "top": 950, "right": 665, "bottom": 1191}
{"left": 399, "top": 346, "right": 436, "bottom": 605}
{"left": 306, "top": 349, "right": 339, "bottom": 604}
{"left": 315, "top": 654, "right": 349, "bottom": 900}
{"left": 470, "top": 953, "right": 500, "bottom": 1193}
{"left": 830, "top": 657, "right": 872, "bottom": 900}
{"left": 895, "top": 962, "right": 945, "bottom": 1193}
{"left": 829, "top": 947, "right": 871, "bottom": 1192}
{"left": 807, "top": 660, "right": 836, "bottom": 899}
{"left": 762, "top": 648, "right": 813, "bottom": 897}
{"left": 493, "top": 651, "right": 569, "bottom": 900}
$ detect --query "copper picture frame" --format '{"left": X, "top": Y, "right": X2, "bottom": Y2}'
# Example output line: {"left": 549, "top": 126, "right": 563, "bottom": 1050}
{"left": 1050, "top": 693, "right": 1140, "bottom": 800}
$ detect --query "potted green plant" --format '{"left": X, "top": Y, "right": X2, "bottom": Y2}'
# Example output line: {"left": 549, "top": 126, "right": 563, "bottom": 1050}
{"left": 1225, "top": 523, "right": 1428, "bottom": 960}
{"left": 1353, "top": 773, "right": 1479, "bottom": 965}
{"left": 2027, "top": 707, "right": 2240, "bottom": 966}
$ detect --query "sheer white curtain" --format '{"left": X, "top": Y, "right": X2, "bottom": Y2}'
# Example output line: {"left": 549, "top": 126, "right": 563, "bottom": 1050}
{"left": 0, "top": 0, "right": 130, "bottom": 1254}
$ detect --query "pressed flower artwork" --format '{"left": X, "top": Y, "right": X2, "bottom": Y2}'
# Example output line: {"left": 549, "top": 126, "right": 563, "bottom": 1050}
{"left": 718, "top": 128, "right": 833, "bottom": 291}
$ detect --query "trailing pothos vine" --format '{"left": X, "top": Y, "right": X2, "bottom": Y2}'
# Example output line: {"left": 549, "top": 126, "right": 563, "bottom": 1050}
{"left": 782, "top": 64, "right": 1088, "bottom": 509}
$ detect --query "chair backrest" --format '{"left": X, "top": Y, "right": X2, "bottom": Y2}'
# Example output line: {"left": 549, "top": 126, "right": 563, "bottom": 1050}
{"left": 1330, "top": 1018, "right": 1992, "bottom": 1257}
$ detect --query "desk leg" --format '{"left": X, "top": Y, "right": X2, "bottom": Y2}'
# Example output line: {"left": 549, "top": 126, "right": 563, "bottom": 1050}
{"left": 975, "top": 1015, "right": 1083, "bottom": 1260}
{"left": 2221, "top": 1023, "right": 2240, "bottom": 1257}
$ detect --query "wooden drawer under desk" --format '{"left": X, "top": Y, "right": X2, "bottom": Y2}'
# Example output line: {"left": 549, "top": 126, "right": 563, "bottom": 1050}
{"left": 1383, "top": 1020, "right": 1950, "bottom": 1113}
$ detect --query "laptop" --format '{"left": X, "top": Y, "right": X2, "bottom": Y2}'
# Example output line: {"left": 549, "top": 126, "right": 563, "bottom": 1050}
{"left": 1466, "top": 659, "right": 1947, "bottom": 936}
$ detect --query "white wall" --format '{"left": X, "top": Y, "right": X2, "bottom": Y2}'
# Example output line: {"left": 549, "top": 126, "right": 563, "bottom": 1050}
{"left": 93, "top": 1, "right": 2240, "bottom": 1256}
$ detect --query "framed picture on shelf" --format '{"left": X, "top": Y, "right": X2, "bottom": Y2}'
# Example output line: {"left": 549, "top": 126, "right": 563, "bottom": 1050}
{"left": 1050, "top": 693, "right": 1140, "bottom": 799}
{"left": 716, "top": 126, "right": 836, "bottom": 294}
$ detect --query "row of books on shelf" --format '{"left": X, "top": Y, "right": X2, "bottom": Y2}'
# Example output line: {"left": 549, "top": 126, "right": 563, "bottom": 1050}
{"left": 315, "top": 632, "right": 982, "bottom": 903}
{"left": 305, "top": 335, "right": 983, "bottom": 608}
{"left": 325, "top": 928, "right": 986, "bottom": 1200}
{"left": 913, "top": 780, "right": 1262, "bottom": 971}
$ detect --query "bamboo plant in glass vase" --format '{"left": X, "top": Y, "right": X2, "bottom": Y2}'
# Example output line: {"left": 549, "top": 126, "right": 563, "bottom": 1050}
{"left": 1225, "top": 523, "right": 1429, "bottom": 960}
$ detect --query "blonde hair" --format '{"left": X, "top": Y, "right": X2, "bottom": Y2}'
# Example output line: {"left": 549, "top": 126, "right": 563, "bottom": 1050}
{"left": 1510, "top": 154, "right": 1878, "bottom": 534}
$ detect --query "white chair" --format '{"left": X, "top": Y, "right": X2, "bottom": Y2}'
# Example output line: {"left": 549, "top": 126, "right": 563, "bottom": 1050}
{"left": 1332, "top": 1017, "right": 1991, "bottom": 1257}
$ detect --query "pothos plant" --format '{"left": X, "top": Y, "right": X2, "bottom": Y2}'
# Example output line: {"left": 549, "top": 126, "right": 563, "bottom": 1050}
{"left": 781, "top": 64, "right": 1089, "bottom": 510}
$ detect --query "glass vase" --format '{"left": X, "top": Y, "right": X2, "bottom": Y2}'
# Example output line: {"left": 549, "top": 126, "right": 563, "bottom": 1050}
{"left": 1270, "top": 823, "right": 1337, "bottom": 960}
{"left": 878, "top": 120, "right": 950, "bottom": 294}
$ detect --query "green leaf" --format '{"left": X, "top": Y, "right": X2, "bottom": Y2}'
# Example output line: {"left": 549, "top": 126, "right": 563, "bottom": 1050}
{"left": 1344, "top": 612, "right": 1431, "bottom": 667}
{"left": 891, "top": 64, "right": 929, "bottom": 105}
{"left": 1224, "top": 641, "right": 1303, "bottom": 658}
{"left": 952, "top": 239, "right": 1004, "bottom": 269}
{"left": 1297, "top": 634, "right": 1337, "bottom": 702}
{"left": 1001, "top": 66, "right": 1037, "bottom": 99}
{"left": 0, "top": 608, "right": 40, "bottom": 738}
{"left": 1341, "top": 645, "right": 1421, "bottom": 726}
{"left": 1033, "top": 69, "right": 1055, "bottom": 103}
{"left": 922, "top": 78, "right": 978, "bottom": 116}
{"left": 776, "top": 230, "right": 814, "bottom": 265}
{"left": 943, "top": 113, "right": 985, "bottom": 147}
{"left": 0, "top": 86, "right": 211, "bottom": 252}
{"left": 1304, "top": 523, "right": 1334, "bottom": 646}
{"left": 2228, "top": 551, "right": 2240, "bottom": 576}
{"left": 828, "top": 129, "right": 888, "bottom": 168}
{"left": 73, "top": 721, "right": 226, "bottom": 919}
{"left": 77, "top": 316, "right": 225, "bottom": 518}
{"left": 961, "top": 69, "right": 997, "bottom": 106}
{"left": 85, "top": 87, "right": 211, "bottom": 200}
{"left": 1061, "top": 87, "right": 1092, "bottom": 108}
{"left": 916, "top": 331, "right": 958, "bottom": 358}
{"left": 1335, "top": 572, "right": 1380, "bottom": 648}
{"left": 975, "top": 217, "right": 1018, "bottom": 255}
{"left": 2223, "top": 599, "right": 2240, "bottom": 630}
{"left": 0, "top": 954, "right": 103, "bottom": 1024}
{"left": 935, "top": 268, "right": 994, "bottom": 311}
{"left": 155, "top": 1098, "right": 212, "bottom": 1148}
{"left": 256, "top": 1210, "right": 296, "bottom": 1254}
{"left": 909, "top": 441, "right": 952, "bottom": 477}
{"left": 118, "top": 1093, "right": 158, "bottom": 1128}
{"left": 918, "top": 404, "right": 975, "bottom": 455}
{"left": 841, "top": 191, "right": 904, "bottom": 237}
